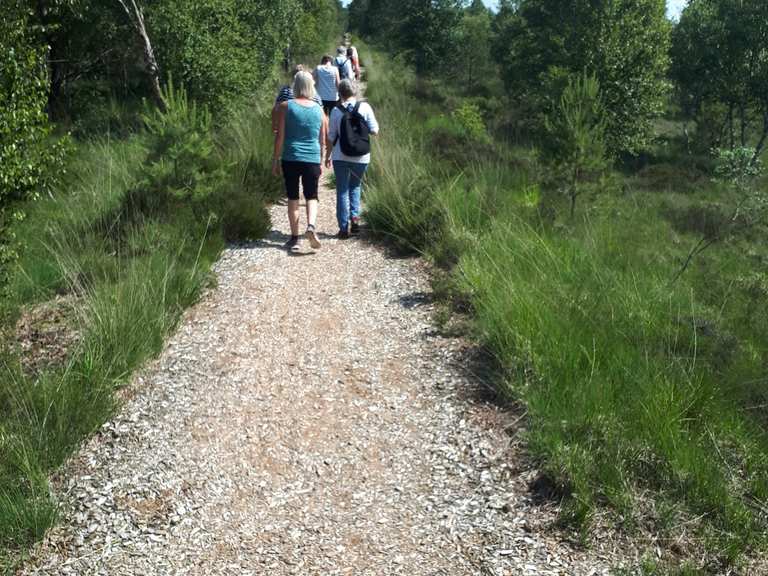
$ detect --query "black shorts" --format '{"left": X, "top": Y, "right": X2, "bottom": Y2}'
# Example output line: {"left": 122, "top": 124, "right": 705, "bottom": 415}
{"left": 322, "top": 100, "right": 338, "bottom": 116}
{"left": 282, "top": 161, "right": 321, "bottom": 201}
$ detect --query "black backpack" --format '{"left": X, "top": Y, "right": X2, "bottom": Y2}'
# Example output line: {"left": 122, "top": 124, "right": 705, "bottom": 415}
{"left": 335, "top": 57, "right": 350, "bottom": 79}
{"left": 335, "top": 102, "right": 371, "bottom": 157}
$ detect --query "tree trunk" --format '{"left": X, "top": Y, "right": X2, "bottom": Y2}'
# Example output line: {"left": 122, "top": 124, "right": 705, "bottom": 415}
{"left": 35, "top": 0, "right": 64, "bottom": 119}
{"left": 753, "top": 109, "right": 768, "bottom": 165}
{"left": 728, "top": 103, "right": 735, "bottom": 149}
{"left": 739, "top": 102, "right": 747, "bottom": 147}
{"left": 116, "top": 0, "right": 166, "bottom": 111}
{"left": 569, "top": 167, "right": 579, "bottom": 218}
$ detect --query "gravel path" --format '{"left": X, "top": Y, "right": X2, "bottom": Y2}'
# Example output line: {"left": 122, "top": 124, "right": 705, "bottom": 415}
{"left": 19, "top": 171, "right": 630, "bottom": 574}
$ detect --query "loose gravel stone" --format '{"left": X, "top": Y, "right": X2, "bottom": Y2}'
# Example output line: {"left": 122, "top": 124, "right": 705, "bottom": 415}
{"left": 19, "top": 171, "right": 631, "bottom": 575}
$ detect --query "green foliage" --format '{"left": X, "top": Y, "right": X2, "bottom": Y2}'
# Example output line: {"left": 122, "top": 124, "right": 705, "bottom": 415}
{"left": 147, "top": 0, "right": 291, "bottom": 114}
{"left": 0, "top": 2, "right": 69, "bottom": 291}
{"left": 289, "top": 0, "right": 344, "bottom": 62}
{"left": 671, "top": 0, "right": 768, "bottom": 157}
{"left": 423, "top": 102, "right": 495, "bottom": 167}
{"left": 107, "top": 81, "right": 271, "bottom": 244}
{"left": 495, "top": 0, "right": 671, "bottom": 156}
{"left": 544, "top": 72, "right": 607, "bottom": 216}
{"left": 451, "top": 102, "right": 488, "bottom": 143}
{"left": 0, "top": 84, "right": 280, "bottom": 562}
{"left": 348, "top": 0, "right": 464, "bottom": 75}
{"left": 363, "top": 43, "right": 768, "bottom": 570}
{"left": 456, "top": 6, "right": 496, "bottom": 91}
{"left": 132, "top": 80, "right": 227, "bottom": 220}
{"left": 713, "top": 147, "right": 764, "bottom": 191}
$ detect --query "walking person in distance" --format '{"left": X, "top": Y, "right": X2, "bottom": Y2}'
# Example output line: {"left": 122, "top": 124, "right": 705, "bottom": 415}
{"left": 273, "top": 71, "right": 327, "bottom": 252}
{"left": 326, "top": 79, "right": 379, "bottom": 239}
{"left": 313, "top": 55, "right": 340, "bottom": 117}
{"left": 334, "top": 46, "right": 354, "bottom": 83}
{"left": 347, "top": 46, "right": 360, "bottom": 82}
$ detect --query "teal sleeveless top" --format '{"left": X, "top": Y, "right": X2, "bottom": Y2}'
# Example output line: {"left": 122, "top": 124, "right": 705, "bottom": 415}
{"left": 282, "top": 100, "right": 323, "bottom": 163}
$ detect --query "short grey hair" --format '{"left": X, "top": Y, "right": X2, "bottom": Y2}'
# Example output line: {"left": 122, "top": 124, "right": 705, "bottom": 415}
{"left": 339, "top": 79, "right": 357, "bottom": 100}
{"left": 292, "top": 70, "right": 315, "bottom": 99}
{"left": 336, "top": 46, "right": 346, "bottom": 55}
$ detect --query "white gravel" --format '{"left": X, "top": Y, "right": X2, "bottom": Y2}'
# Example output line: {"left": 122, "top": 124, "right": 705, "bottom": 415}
{"left": 19, "top": 172, "right": 633, "bottom": 575}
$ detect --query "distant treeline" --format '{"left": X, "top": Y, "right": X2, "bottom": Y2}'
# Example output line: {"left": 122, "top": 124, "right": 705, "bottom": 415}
{"left": 349, "top": 0, "right": 768, "bottom": 161}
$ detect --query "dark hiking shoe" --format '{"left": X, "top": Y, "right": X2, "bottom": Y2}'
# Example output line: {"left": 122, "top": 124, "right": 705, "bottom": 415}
{"left": 337, "top": 229, "right": 350, "bottom": 239}
{"left": 283, "top": 235, "right": 299, "bottom": 252}
{"left": 350, "top": 219, "right": 360, "bottom": 235}
{"left": 306, "top": 225, "right": 321, "bottom": 249}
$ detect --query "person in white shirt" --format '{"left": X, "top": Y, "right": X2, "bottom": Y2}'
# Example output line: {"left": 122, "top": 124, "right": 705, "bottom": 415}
{"left": 334, "top": 47, "right": 354, "bottom": 84}
{"left": 313, "top": 55, "right": 340, "bottom": 116}
{"left": 325, "top": 79, "right": 380, "bottom": 238}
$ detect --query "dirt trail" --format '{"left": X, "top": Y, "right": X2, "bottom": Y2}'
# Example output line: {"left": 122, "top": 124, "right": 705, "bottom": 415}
{"left": 19, "top": 100, "right": 625, "bottom": 576}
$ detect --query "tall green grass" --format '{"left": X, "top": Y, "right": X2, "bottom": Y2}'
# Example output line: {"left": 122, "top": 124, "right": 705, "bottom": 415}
{"left": 361, "top": 41, "right": 768, "bottom": 570}
{"left": 0, "top": 96, "right": 278, "bottom": 568}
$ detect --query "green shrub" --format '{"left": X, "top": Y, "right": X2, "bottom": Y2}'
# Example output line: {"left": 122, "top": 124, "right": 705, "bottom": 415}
{"left": 0, "top": 4, "right": 69, "bottom": 292}
{"left": 130, "top": 81, "right": 227, "bottom": 222}
{"left": 424, "top": 102, "right": 496, "bottom": 167}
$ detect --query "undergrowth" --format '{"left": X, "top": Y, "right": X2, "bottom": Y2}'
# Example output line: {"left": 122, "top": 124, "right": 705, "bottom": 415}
{"left": 0, "top": 83, "right": 279, "bottom": 569}
{"left": 361, "top": 41, "right": 768, "bottom": 574}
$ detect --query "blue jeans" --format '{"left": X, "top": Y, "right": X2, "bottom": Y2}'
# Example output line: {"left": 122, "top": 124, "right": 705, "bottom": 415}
{"left": 333, "top": 160, "right": 368, "bottom": 231}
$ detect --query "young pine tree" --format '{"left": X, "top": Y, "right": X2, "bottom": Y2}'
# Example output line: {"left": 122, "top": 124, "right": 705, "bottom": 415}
{"left": 544, "top": 72, "right": 608, "bottom": 217}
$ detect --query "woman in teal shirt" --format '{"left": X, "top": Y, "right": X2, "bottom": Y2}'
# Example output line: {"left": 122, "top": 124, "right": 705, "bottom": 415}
{"left": 273, "top": 71, "right": 328, "bottom": 252}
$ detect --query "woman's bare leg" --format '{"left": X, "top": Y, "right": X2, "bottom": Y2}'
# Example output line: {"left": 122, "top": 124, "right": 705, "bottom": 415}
{"left": 288, "top": 200, "right": 300, "bottom": 236}
{"left": 306, "top": 199, "right": 318, "bottom": 228}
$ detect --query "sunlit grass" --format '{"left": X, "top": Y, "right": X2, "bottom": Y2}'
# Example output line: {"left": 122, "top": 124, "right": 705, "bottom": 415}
{"left": 361, "top": 41, "right": 768, "bottom": 570}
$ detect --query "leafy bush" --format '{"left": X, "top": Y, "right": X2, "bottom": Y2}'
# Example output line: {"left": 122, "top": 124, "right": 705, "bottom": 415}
{"left": 495, "top": 0, "right": 671, "bottom": 156}
{"left": 148, "top": 0, "right": 307, "bottom": 114}
{"left": 0, "top": 4, "right": 68, "bottom": 289}
{"left": 424, "top": 102, "right": 496, "bottom": 167}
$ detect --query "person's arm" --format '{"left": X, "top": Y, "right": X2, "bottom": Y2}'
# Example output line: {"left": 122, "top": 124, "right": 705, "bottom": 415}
{"left": 320, "top": 111, "right": 329, "bottom": 169}
{"left": 364, "top": 103, "right": 380, "bottom": 135}
{"left": 272, "top": 102, "right": 287, "bottom": 176}
{"left": 325, "top": 111, "right": 334, "bottom": 168}
{"left": 271, "top": 103, "right": 280, "bottom": 133}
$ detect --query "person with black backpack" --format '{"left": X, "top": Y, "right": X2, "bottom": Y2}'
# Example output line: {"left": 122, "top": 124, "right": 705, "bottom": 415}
{"left": 325, "top": 79, "right": 379, "bottom": 239}
{"left": 334, "top": 47, "right": 354, "bottom": 83}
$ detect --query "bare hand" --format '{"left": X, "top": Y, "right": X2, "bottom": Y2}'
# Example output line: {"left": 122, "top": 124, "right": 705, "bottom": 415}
{"left": 324, "top": 157, "right": 332, "bottom": 169}
{"left": 272, "top": 160, "right": 281, "bottom": 177}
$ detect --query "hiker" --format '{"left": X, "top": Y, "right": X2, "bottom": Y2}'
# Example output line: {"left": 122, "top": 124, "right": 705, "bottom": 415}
{"left": 272, "top": 65, "right": 322, "bottom": 133}
{"left": 273, "top": 71, "right": 327, "bottom": 252}
{"left": 347, "top": 46, "right": 360, "bottom": 82}
{"left": 313, "top": 55, "right": 340, "bottom": 117}
{"left": 334, "top": 47, "right": 354, "bottom": 84}
{"left": 326, "top": 79, "right": 379, "bottom": 239}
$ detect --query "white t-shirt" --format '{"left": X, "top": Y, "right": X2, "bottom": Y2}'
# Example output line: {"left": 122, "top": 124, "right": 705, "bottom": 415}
{"left": 314, "top": 65, "right": 339, "bottom": 102}
{"left": 328, "top": 99, "right": 380, "bottom": 164}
